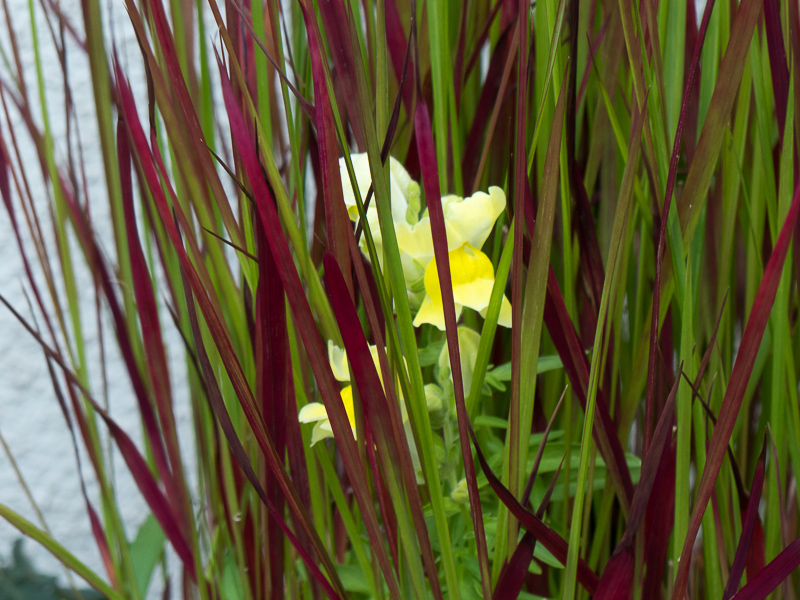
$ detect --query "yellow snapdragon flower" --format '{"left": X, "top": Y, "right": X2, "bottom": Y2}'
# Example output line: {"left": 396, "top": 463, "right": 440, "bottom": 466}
{"left": 394, "top": 187, "right": 506, "bottom": 265}
{"left": 413, "top": 243, "right": 512, "bottom": 330}
{"left": 338, "top": 153, "right": 512, "bottom": 329}
{"left": 297, "top": 385, "right": 357, "bottom": 446}
{"left": 339, "top": 153, "right": 426, "bottom": 303}
{"left": 298, "top": 341, "right": 408, "bottom": 446}
{"left": 395, "top": 187, "right": 511, "bottom": 331}
{"left": 339, "top": 154, "right": 421, "bottom": 252}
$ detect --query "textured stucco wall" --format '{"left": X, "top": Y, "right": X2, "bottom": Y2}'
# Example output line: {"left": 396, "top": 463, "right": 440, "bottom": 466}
{"left": 0, "top": 1, "right": 195, "bottom": 594}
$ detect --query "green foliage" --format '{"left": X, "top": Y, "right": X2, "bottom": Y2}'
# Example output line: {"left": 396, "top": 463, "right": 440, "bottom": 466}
{"left": 0, "top": 541, "right": 105, "bottom": 600}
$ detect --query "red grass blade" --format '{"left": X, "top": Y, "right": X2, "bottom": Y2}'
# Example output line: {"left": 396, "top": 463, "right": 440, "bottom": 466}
{"left": 731, "top": 538, "right": 800, "bottom": 600}
{"left": 763, "top": 0, "right": 789, "bottom": 145}
{"left": 115, "top": 59, "right": 348, "bottom": 596}
{"left": 40, "top": 351, "right": 118, "bottom": 591}
{"left": 643, "top": 437, "right": 676, "bottom": 599}
{"left": 117, "top": 117, "right": 190, "bottom": 526}
{"left": 644, "top": 0, "right": 720, "bottom": 453}
{"left": 298, "top": 0, "right": 352, "bottom": 293}
{"left": 521, "top": 389, "right": 566, "bottom": 507}
{"left": 255, "top": 217, "right": 288, "bottom": 600}
{"left": 385, "top": 0, "right": 414, "bottom": 113}
{"left": 595, "top": 364, "right": 681, "bottom": 598}
{"left": 543, "top": 270, "right": 635, "bottom": 507}
{"left": 469, "top": 424, "right": 600, "bottom": 594}
{"left": 57, "top": 169, "right": 184, "bottom": 524}
{"left": 492, "top": 531, "right": 536, "bottom": 600}
{"left": 415, "top": 96, "right": 492, "bottom": 597}
{"left": 676, "top": 0, "right": 766, "bottom": 242}
{"left": 461, "top": 23, "right": 516, "bottom": 192}
{"left": 314, "top": 0, "right": 365, "bottom": 148}
{"left": 723, "top": 437, "right": 768, "bottom": 600}
{"left": 594, "top": 550, "right": 635, "bottom": 600}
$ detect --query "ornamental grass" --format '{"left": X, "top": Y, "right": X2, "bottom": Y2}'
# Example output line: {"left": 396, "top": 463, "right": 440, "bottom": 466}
{"left": 1, "top": 0, "right": 800, "bottom": 598}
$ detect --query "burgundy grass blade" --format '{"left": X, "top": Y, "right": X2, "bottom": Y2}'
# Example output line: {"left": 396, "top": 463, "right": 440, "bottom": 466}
{"left": 566, "top": 0, "right": 604, "bottom": 321}
{"left": 595, "top": 365, "right": 681, "bottom": 599}
{"left": 415, "top": 97, "right": 492, "bottom": 597}
{"left": 96, "top": 411, "right": 195, "bottom": 581}
{"left": 41, "top": 351, "right": 118, "bottom": 590}
{"left": 672, "top": 178, "right": 800, "bottom": 600}
{"left": 763, "top": 0, "right": 789, "bottom": 145}
{"left": 464, "top": 0, "right": 508, "bottom": 79}
{"left": 226, "top": 1, "right": 315, "bottom": 120}
{"left": 469, "top": 425, "right": 600, "bottom": 594}
{"left": 676, "top": 0, "right": 765, "bottom": 239}
{"left": 255, "top": 217, "right": 288, "bottom": 600}
{"left": 493, "top": 448, "right": 568, "bottom": 600}
{"left": 620, "top": 363, "right": 680, "bottom": 549}
{"left": 576, "top": 16, "right": 612, "bottom": 109}
{"left": 723, "top": 438, "right": 768, "bottom": 600}
{"left": 521, "top": 389, "right": 566, "bottom": 507}
{"left": 643, "top": 437, "right": 676, "bottom": 599}
{"left": 543, "top": 270, "right": 635, "bottom": 507}
{"left": 283, "top": 372, "right": 319, "bottom": 594}
{"left": 314, "top": 0, "right": 365, "bottom": 148}
{"left": 57, "top": 169, "right": 185, "bottom": 522}
{"left": 594, "top": 549, "right": 634, "bottom": 600}
{"left": 461, "top": 23, "right": 516, "bottom": 191}
{"left": 178, "top": 240, "right": 341, "bottom": 600}
{"left": 385, "top": 0, "right": 414, "bottom": 113}
{"left": 298, "top": 0, "right": 352, "bottom": 292}
{"left": 641, "top": 294, "right": 727, "bottom": 598}
{"left": 130, "top": 0, "right": 244, "bottom": 249}
{"left": 731, "top": 538, "right": 800, "bottom": 600}
{"left": 117, "top": 118, "right": 190, "bottom": 523}
{"left": 492, "top": 532, "right": 536, "bottom": 600}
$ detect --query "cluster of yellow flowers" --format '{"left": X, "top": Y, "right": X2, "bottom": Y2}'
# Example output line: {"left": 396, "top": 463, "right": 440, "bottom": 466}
{"left": 299, "top": 154, "right": 511, "bottom": 446}
{"left": 339, "top": 153, "right": 512, "bottom": 330}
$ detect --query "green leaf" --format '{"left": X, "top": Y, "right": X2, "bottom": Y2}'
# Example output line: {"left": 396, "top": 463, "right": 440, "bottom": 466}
{"left": 221, "top": 553, "right": 244, "bottom": 600}
{"left": 128, "top": 515, "right": 166, "bottom": 597}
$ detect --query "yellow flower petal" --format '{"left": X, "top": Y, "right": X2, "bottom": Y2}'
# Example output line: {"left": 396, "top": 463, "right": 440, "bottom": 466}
{"left": 328, "top": 340, "right": 350, "bottom": 382}
{"left": 396, "top": 188, "right": 506, "bottom": 267}
{"left": 424, "top": 244, "right": 496, "bottom": 311}
{"left": 413, "top": 295, "right": 443, "bottom": 329}
{"left": 497, "top": 296, "right": 513, "bottom": 327}
{"left": 339, "top": 153, "right": 374, "bottom": 221}
{"left": 310, "top": 422, "right": 334, "bottom": 445}
{"left": 414, "top": 244, "right": 511, "bottom": 330}
{"left": 338, "top": 154, "right": 414, "bottom": 226}
{"left": 395, "top": 219, "right": 436, "bottom": 263}
{"left": 340, "top": 385, "right": 357, "bottom": 430}
{"left": 298, "top": 387, "right": 358, "bottom": 445}
{"left": 479, "top": 295, "right": 513, "bottom": 328}
{"left": 298, "top": 402, "right": 329, "bottom": 423}
{"left": 412, "top": 296, "right": 464, "bottom": 330}
{"left": 442, "top": 186, "right": 506, "bottom": 250}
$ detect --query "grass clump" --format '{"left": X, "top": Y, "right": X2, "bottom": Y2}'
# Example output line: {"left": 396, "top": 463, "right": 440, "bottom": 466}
{"left": 1, "top": 0, "right": 800, "bottom": 598}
